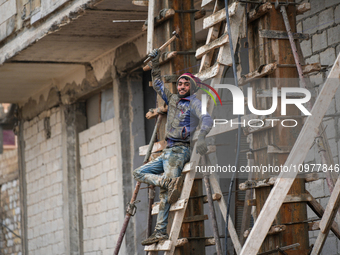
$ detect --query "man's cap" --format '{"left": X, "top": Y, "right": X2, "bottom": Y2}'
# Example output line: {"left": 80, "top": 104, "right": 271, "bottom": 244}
{"left": 177, "top": 73, "right": 202, "bottom": 92}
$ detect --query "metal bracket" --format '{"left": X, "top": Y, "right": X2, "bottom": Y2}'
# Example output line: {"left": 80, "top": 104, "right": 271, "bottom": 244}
{"left": 126, "top": 200, "right": 140, "bottom": 216}
{"left": 275, "top": 0, "right": 289, "bottom": 9}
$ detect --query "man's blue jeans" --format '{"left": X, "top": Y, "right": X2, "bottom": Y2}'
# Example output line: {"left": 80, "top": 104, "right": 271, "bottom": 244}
{"left": 133, "top": 145, "right": 190, "bottom": 232}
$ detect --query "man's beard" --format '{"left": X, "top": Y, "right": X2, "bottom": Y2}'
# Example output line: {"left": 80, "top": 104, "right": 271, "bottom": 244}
{"left": 178, "top": 90, "right": 190, "bottom": 98}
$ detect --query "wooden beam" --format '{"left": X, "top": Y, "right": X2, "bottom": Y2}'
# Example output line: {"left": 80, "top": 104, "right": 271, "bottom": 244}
{"left": 183, "top": 214, "right": 208, "bottom": 223}
{"left": 194, "top": 9, "right": 206, "bottom": 20}
{"left": 142, "top": 9, "right": 175, "bottom": 31}
{"left": 239, "top": 177, "right": 277, "bottom": 191}
{"left": 240, "top": 52, "right": 340, "bottom": 255}
{"left": 306, "top": 190, "right": 340, "bottom": 239}
{"left": 296, "top": 3, "right": 311, "bottom": 15}
{"left": 195, "top": 33, "right": 229, "bottom": 59}
{"left": 195, "top": 62, "right": 221, "bottom": 81}
{"left": 209, "top": 173, "right": 242, "bottom": 254}
{"left": 311, "top": 178, "right": 340, "bottom": 254}
{"left": 205, "top": 238, "right": 216, "bottom": 246}
{"left": 144, "top": 238, "right": 188, "bottom": 251}
{"left": 146, "top": 0, "right": 155, "bottom": 53}
{"left": 238, "top": 63, "right": 277, "bottom": 86}
{"left": 248, "top": 2, "right": 272, "bottom": 23}
{"left": 244, "top": 225, "right": 286, "bottom": 238}
{"left": 203, "top": 2, "right": 237, "bottom": 29}
{"left": 259, "top": 29, "right": 309, "bottom": 40}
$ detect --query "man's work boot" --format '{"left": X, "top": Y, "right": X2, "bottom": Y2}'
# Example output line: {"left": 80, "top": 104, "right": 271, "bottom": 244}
{"left": 141, "top": 230, "right": 169, "bottom": 246}
{"left": 168, "top": 175, "right": 184, "bottom": 204}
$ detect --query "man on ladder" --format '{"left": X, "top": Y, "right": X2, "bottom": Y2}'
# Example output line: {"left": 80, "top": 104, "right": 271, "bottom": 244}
{"left": 133, "top": 49, "right": 213, "bottom": 246}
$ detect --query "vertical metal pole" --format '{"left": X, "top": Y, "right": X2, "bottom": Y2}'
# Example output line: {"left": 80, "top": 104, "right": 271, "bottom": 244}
{"left": 114, "top": 115, "right": 162, "bottom": 255}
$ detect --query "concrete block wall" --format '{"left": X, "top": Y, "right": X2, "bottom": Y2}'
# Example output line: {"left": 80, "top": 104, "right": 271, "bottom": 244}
{"left": 23, "top": 107, "right": 65, "bottom": 254}
{"left": 79, "top": 119, "right": 120, "bottom": 255}
{"left": 297, "top": 1, "right": 340, "bottom": 254}
{"left": 0, "top": 179, "right": 21, "bottom": 255}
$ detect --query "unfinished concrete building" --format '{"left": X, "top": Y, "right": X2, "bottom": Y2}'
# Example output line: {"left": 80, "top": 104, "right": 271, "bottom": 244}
{"left": 0, "top": 0, "right": 340, "bottom": 254}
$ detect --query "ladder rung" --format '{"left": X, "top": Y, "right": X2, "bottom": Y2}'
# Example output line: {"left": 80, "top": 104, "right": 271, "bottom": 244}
{"left": 144, "top": 238, "right": 188, "bottom": 251}
{"left": 182, "top": 162, "right": 191, "bottom": 173}
{"left": 144, "top": 240, "right": 172, "bottom": 251}
{"left": 152, "top": 198, "right": 187, "bottom": 215}
{"left": 196, "top": 33, "right": 229, "bottom": 59}
{"left": 203, "top": 2, "right": 237, "bottom": 29}
{"left": 195, "top": 63, "right": 220, "bottom": 81}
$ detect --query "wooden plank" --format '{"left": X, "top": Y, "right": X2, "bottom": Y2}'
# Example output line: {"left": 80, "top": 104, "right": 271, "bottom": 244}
{"left": 284, "top": 194, "right": 313, "bottom": 203}
{"left": 152, "top": 198, "right": 187, "bottom": 215}
{"left": 203, "top": 2, "right": 237, "bottom": 29}
{"left": 164, "top": 144, "right": 201, "bottom": 255}
{"left": 146, "top": 0, "right": 155, "bottom": 53}
{"left": 248, "top": 2, "right": 272, "bottom": 23}
{"left": 195, "top": 33, "right": 229, "bottom": 59}
{"left": 209, "top": 173, "right": 242, "bottom": 254}
{"left": 144, "top": 238, "right": 188, "bottom": 251}
{"left": 267, "top": 145, "right": 292, "bottom": 154}
{"left": 259, "top": 29, "right": 309, "bottom": 40}
{"left": 239, "top": 177, "right": 277, "bottom": 191}
{"left": 139, "top": 140, "right": 167, "bottom": 156}
{"left": 306, "top": 190, "right": 340, "bottom": 239}
{"left": 238, "top": 63, "right": 277, "bottom": 86}
{"left": 311, "top": 177, "right": 340, "bottom": 254}
{"left": 303, "top": 62, "right": 321, "bottom": 74}
{"left": 145, "top": 240, "right": 172, "bottom": 251}
{"left": 183, "top": 214, "right": 208, "bottom": 223}
{"left": 240, "top": 52, "right": 340, "bottom": 255}
{"left": 195, "top": 62, "right": 220, "bottom": 81}
{"left": 296, "top": 3, "right": 311, "bottom": 15}
{"left": 320, "top": 178, "right": 340, "bottom": 233}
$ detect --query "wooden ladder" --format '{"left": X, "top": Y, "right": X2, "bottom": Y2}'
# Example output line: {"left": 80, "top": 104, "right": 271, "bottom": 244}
{"left": 144, "top": 1, "right": 246, "bottom": 254}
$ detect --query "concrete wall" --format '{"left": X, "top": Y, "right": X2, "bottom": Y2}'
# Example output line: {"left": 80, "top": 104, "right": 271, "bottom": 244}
{"left": 297, "top": 1, "right": 340, "bottom": 254}
{"left": 0, "top": 150, "right": 21, "bottom": 255}
{"left": 24, "top": 107, "right": 65, "bottom": 254}
{"left": 79, "top": 119, "right": 120, "bottom": 255}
